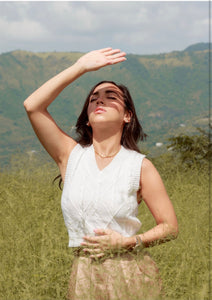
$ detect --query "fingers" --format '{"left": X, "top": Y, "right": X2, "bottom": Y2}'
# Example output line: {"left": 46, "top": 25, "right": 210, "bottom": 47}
{"left": 83, "top": 247, "right": 102, "bottom": 254}
{"left": 77, "top": 47, "right": 126, "bottom": 73}
{"left": 83, "top": 247, "right": 105, "bottom": 259}
{"left": 81, "top": 235, "right": 105, "bottom": 249}
{"left": 81, "top": 241, "right": 99, "bottom": 248}
{"left": 82, "top": 238, "right": 108, "bottom": 249}
{"left": 104, "top": 49, "right": 123, "bottom": 56}
{"left": 82, "top": 228, "right": 120, "bottom": 250}
{"left": 81, "top": 232, "right": 108, "bottom": 250}
{"left": 107, "top": 51, "right": 126, "bottom": 65}
{"left": 110, "top": 51, "right": 126, "bottom": 58}
{"left": 83, "top": 245, "right": 105, "bottom": 259}
{"left": 94, "top": 228, "right": 107, "bottom": 235}
{"left": 108, "top": 56, "right": 127, "bottom": 65}
{"left": 99, "top": 48, "right": 123, "bottom": 56}
{"left": 90, "top": 253, "right": 105, "bottom": 259}
{"left": 94, "top": 228, "right": 113, "bottom": 235}
{"left": 83, "top": 229, "right": 110, "bottom": 242}
{"left": 82, "top": 235, "right": 100, "bottom": 243}
{"left": 99, "top": 47, "right": 113, "bottom": 53}
{"left": 105, "top": 49, "right": 126, "bottom": 60}
{"left": 98, "top": 48, "right": 127, "bottom": 64}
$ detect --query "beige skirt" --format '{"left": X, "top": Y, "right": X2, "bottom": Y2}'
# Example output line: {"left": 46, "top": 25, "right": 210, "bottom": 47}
{"left": 68, "top": 249, "right": 162, "bottom": 300}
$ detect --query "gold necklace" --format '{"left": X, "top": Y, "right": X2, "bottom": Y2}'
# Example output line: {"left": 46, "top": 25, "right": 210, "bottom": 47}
{"left": 93, "top": 145, "right": 121, "bottom": 158}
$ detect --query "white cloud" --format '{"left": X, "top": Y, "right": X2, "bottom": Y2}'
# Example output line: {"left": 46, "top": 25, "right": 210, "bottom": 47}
{"left": 0, "top": 17, "right": 48, "bottom": 41}
{"left": 0, "top": 1, "right": 209, "bottom": 54}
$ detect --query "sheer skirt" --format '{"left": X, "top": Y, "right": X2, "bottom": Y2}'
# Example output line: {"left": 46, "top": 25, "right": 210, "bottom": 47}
{"left": 68, "top": 249, "right": 162, "bottom": 300}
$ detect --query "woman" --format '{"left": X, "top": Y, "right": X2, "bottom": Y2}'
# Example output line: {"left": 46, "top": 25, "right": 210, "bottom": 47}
{"left": 24, "top": 48, "right": 178, "bottom": 299}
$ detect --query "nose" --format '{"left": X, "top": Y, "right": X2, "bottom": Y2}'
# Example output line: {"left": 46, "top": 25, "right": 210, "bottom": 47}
{"left": 96, "top": 98, "right": 104, "bottom": 105}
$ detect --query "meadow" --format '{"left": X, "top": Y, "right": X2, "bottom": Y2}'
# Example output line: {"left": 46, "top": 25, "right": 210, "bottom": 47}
{"left": 0, "top": 154, "right": 210, "bottom": 300}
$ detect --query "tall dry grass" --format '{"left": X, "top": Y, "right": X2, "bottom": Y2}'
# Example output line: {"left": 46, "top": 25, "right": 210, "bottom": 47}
{"left": 0, "top": 155, "right": 210, "bottom": 299}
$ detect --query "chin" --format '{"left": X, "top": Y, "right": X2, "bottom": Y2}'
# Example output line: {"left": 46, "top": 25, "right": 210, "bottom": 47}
{"left": 91, "top": 119, "right": 123, "bottom": 130}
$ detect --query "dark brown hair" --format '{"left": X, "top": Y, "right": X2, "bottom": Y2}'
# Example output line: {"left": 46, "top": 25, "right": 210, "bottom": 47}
{"left": 76, "top": 81, "right": 146, "bottom": 153}
{"left": 54, "top": 81, "right": 146, "bottom": 189}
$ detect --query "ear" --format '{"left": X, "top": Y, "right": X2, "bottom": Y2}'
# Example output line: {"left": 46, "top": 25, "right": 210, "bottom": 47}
{"left": 124, "top": 111, "right": 132, "bottom": 123}
{"left": 86, "top": 121, "right": 91, "bottom": 126}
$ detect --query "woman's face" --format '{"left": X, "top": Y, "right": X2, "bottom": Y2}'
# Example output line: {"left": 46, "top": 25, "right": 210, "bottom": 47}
{"left": 87, "top": 83, "right": 131, "bottom": 129}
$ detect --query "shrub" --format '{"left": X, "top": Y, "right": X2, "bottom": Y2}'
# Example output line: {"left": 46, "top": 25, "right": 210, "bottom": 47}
{"left": 167, "top": 127, "right": 211, "bottom": 167}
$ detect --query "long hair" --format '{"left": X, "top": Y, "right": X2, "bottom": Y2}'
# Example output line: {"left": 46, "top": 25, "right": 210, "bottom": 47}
{"left": 54, "top": 81, "right": 147, "bottom": 189}
{"left": 76, "top": 81, "right": 146, "bottom": 153}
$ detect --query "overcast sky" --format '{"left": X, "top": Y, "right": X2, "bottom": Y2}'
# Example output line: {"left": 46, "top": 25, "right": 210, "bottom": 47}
{"left": 0, "top": 1, "right": 210, "bottom": 55}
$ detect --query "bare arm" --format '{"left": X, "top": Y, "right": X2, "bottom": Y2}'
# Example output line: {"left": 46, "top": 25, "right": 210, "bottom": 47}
{"left": 23, "top": 48, "right": 126, "bottom": 179}
{"left": 123, "top": 159, "right": 178, "bottom": 248}
{"left": 134, "top": 158, "right": 179, "bottom": 246}
{"left": 82, "top": 158, "right": 178, "bottom": 257}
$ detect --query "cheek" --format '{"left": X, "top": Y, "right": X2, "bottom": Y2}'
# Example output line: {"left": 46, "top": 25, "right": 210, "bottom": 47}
{"left": 109, "top": 102, "right": 125, "bottom": 114}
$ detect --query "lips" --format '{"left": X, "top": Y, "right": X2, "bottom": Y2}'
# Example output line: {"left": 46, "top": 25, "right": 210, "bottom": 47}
{"left": 94, "top": 107, "right": 106, "bottom": 114}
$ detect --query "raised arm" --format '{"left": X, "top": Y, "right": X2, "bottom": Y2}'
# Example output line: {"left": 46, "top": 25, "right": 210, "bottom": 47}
{"left": 23, "top": 48, "right": 126, "bottom": 179}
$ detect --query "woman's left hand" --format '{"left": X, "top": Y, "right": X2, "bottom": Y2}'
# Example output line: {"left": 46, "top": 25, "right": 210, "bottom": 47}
{"left": 81, "top": 229, "right": 130, "bottom": 258}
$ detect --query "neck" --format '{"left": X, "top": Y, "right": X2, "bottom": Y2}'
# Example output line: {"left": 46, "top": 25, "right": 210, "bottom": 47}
{"left": 92, "top": 129, "right": 122, "bottom": 159}
{"left": 93, "top": 145, "right": 121, "bottom": 158}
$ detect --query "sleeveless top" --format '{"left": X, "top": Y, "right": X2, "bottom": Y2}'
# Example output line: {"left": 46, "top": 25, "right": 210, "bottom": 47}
{"left": 61, "top": 144, "right": 146, "bottom": 247}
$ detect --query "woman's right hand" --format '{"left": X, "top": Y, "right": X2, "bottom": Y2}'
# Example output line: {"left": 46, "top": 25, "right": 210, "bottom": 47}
{"left": 76, "top": 48, "right": 126, "bottom": 73}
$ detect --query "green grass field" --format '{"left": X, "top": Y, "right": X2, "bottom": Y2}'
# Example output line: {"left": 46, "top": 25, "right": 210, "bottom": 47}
{"left": 0, "top": 155, "right": 210, "bottom": 299}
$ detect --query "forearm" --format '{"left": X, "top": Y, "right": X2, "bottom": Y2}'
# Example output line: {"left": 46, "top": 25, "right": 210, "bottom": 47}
{"left": 125, "top": 222, "right": 178, "bottom": 249}
{"left": 23, "top": 61, "right": 85, "bottom": 112}
{"left": 23, "top": 48, "right": 126, "bottom": 112}
{"left": 82, "top": 222, "right": 178, "bottom": 258}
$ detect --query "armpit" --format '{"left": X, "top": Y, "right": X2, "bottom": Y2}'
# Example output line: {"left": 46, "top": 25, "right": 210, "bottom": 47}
{"left": 137, "top": 187, "right": 143, "bottom": 204}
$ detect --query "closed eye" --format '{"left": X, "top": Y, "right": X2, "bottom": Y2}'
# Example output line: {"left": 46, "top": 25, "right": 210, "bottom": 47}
{"left": 90, "top": 96, "right": 116, "bottom": 102}
{"left": 90, "top": 98, "right": 97, "bottom": 102}
{"left": 107, "top": 96, "right": 116, "bottom": 100}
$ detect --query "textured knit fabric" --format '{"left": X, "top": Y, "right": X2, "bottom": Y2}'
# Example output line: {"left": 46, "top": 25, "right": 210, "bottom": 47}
{"left": 61, "top": 144, "right": 145, "bottom": 247}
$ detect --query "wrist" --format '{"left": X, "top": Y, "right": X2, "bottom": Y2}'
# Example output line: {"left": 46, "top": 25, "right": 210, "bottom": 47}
{"left": 123, "top": 236, "right": 137, "bottom": 248}
{"left": 73, "top": 61, "right": 87, "bottom": 76}
{"left": 134, "top": 235, "right": 143, "bottom": 248}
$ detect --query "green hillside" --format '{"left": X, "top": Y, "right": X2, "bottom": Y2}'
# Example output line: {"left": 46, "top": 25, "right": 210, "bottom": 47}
{"left": 0, "top": 43, "right": 210, "bottom": 166}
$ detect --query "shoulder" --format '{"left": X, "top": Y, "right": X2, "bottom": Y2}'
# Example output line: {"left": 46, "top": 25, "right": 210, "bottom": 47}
{"left": 121, "top": 148, "right": 146, "bottom": 173}
{"left": 140, "top": 158, "right": 164, "bottom": 187}
{"left": 140, "top": 157, "right": 158, "bottom": 176}
{"left": 67, "top": 143, "right": 91, "bottom": 161}
{"left": 121, "top": 147, "right": 146, "bottom": 173}
{"left": 62, "top": 143, "right": 91, "bottom": 181}
{"left": 142, "top": 157, "right": 155, "bottom": 170}
{"left": 121, "top": 148, "right": 146, "bottom": 190}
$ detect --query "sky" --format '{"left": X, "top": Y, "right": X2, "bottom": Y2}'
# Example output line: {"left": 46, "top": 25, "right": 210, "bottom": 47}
{"left": 0, "top": 1, "right": 210, "bottom": 55}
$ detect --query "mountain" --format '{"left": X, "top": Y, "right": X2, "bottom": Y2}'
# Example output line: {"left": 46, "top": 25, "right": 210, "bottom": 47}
{"left": 0, "top": 43, "right": 210, "bottom": 166}
{"left": 183, "top": 42, "right": 211, "bottom": 52}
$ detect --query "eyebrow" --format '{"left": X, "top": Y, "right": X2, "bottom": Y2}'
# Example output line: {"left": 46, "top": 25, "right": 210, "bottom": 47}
{"left": 91, "top": 89, "right": 120, "bottom": 97}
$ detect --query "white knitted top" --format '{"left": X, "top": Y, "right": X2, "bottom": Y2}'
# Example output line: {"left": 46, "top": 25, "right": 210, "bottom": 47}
{"left": 61, "top": 144, "right": 145, "bottom": 247}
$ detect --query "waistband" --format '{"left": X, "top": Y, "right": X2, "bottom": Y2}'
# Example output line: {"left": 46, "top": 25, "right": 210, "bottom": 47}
{"left": 71, "top": 246, "right": 145, "bottom": 259}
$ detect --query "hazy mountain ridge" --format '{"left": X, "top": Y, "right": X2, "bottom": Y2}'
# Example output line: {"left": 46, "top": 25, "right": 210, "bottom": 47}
{"left": 0, "top": 43, "right": 210, "bottom": 166}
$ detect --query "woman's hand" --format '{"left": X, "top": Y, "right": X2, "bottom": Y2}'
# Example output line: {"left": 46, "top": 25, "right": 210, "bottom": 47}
{"left": 76, "top": 48, "right": 126, "bottom": 73}
{"left": 81, "top": 228, "right": 132, "bottom": 259}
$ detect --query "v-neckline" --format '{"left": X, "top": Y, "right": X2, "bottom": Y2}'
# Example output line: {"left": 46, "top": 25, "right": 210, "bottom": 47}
{"left": 91, "top": 144, "right": 123, "bottom": 173}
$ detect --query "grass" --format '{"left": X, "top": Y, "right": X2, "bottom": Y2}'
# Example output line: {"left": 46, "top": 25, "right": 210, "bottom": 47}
{"left": 0, "top": 155, "right": 210, "bottom": 299}
{"left": 141, "top": 160, "right": 210, "bottom": 299}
